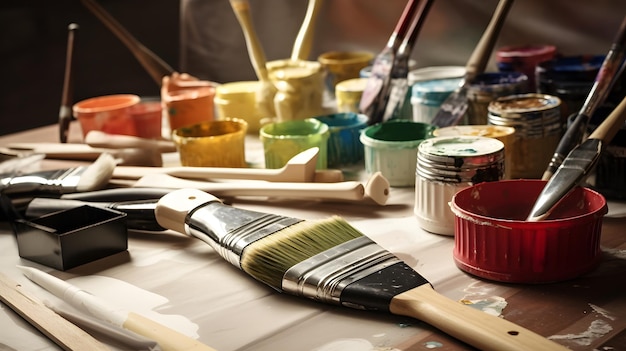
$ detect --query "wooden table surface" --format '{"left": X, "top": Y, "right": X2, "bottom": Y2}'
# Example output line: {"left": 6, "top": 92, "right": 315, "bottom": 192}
{"left": 0, "top": 122, "right": 625, "bottom": 351}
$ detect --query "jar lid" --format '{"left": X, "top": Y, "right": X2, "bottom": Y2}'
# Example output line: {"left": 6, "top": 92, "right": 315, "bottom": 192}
{"left": 417, "top": 136, "right": 505, "bottom": 183}
{"left": 488, "top": 93, "right": 561, "bottom": 116}
{"left": 412, "top": 77, "right": 462, "bottom": 98}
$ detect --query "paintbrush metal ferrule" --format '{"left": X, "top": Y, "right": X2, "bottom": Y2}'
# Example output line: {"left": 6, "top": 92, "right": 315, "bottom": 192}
{"left": 1, "top": 168, "right": 83, "bottom": 195}
{"left": 186, "top": 202, "right": 302, "bottom": 267}
{"left": 283, "top": 236, "right": 401, "bottom": 306}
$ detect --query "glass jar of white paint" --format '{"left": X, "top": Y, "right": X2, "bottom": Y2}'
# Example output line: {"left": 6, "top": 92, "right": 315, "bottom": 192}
{"left": 415, "top": 136, "right": 505, "bottom": 236}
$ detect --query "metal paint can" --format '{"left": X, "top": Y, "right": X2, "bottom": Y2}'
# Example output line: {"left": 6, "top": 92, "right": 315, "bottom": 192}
{"left": 536, "top": 55, "right": 605, "bottom": 124}
{"left": 466, "top": 72, "right": 529, "bottom": 125}
{"left": 487, "top": 93, "right": 562, "bottom": 179}
{"left": 415, "top": 135, "right": 505, "bottom": 236}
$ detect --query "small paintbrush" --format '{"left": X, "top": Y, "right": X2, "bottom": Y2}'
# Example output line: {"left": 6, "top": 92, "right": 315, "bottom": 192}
{"left": 18, "top": 265, "right": 217, "bottom": 351}
{"left": 0, "top": 153, "right": 115, "bottom": 197}
{"left": 155, "top": 188, "right": 568, "bottom": 351}
{"left": 430, "top": 0, "right": 514, "bottom": 128}
{"left": 542, "top": 16, "right": 626, "bottom": 180}
{"left": 59, "top": 23, "right": 78, "bottom": 143}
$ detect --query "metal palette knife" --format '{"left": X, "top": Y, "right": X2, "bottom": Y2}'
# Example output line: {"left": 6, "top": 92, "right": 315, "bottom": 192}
{"left": 527, "top": 95, "right": 626, "bottom": 222}
{"left": 430, "top": 0, "right": 515, "bottom": 128}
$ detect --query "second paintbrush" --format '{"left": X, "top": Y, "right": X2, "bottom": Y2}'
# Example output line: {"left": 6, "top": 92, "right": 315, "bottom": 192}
{"left": 155, "top": 188, "right": 568, "bottom": 351}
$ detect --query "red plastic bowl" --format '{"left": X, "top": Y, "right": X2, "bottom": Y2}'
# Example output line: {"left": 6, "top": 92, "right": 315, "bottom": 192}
{"left": 450, "top": 179, "right": 607, "bottom": 283}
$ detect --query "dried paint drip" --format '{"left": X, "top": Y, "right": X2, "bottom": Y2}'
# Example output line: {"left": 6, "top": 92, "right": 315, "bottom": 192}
{"left": 414, "top": 136, "right": 504, "bottom": 236}
{"left": 423, "top": 341, "right": 444, "bottom": 349}
{"left": 548, "top": 320, "right": 613, "bottom": 346}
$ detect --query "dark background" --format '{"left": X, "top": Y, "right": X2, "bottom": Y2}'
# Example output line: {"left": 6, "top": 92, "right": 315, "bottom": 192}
{"left": 0, "top": 0, "right": 180, "bottom": 135}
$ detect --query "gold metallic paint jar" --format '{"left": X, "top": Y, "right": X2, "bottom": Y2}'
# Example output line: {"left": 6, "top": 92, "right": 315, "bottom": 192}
{"left": 488, "top": 93, "right": 562, "bottom": 179}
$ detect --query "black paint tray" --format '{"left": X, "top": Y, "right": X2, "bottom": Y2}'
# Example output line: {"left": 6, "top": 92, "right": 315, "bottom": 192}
{"left": 16, "top": 205, "right": 127, "bottom": 270}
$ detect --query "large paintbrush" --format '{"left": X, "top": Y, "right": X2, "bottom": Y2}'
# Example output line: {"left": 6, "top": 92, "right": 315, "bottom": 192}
{"left": 80, "top": 0, "right": 175, "bottom": 85}
{"left": 155, "top": 188, "right": 568, "bottom": 351}
{"left": 542, "top": 16, "right": 626, "bottom": 180}
{"left": 431, "top": 0, "right": 515, "bottom": 128}
{"left": 359, "top": 0, "right": 422, "bottom": 125}
{"left": 528, "top": 95, "right": 626, "bottom": 221}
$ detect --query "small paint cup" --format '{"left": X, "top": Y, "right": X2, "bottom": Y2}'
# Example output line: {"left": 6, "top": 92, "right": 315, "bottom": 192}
{"left": 360, "top": 120, "right": 436, "bottom": 187}
{"left": 214, "top": 81, "right": 266, "bottom": 134}
{"left": 162, "top": 85, "right": 217, "bottom": 132}
{"left": 129, "top": 98, "right": 163, "bottom": 139}
{"left": 260, "top": 118, "right": 329, "bottom": 169}
{"left": 496, "top": 44, "right": 557, "bottom": 92}
{"left": 451, "top": 179, "right": 607, "bottom": 283}
{"left": 314, "top": 112, "right": 368, "bottom": 167}
{"left": 267, "top": 59, "right": 325, "bottom": 122}
{"left": 411, "top": 77, "right": 463, "bottom": 124}
{"left": 73, "top": 94, "right": 141, "bottom": 138}
{"left": 172, "top": 118, "right": 247, "bottom": 167}
{"left": 318, "top": 51, "right": 374, "bottom": 94}
{"left": 335, "top": 77, "right": 368, "bottom": 113}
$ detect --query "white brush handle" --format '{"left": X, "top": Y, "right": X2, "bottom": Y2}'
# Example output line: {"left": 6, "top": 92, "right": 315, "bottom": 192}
{"left": 114, "top": 165, "right": 284, "bottom": 181}
{"left": 133, "top": 173, "right": 365, "bottom": 201}
{"left": 0, "top": 273, "right": 110, "bottom": 351}
{"left": 85, "top": 131, "right": 176, "bottom": 153}
{"left": 390, "top": 284, "right": 568, "bottom": 351}
{"left": 123, "top": 312, "right": 217, "bottom": 351}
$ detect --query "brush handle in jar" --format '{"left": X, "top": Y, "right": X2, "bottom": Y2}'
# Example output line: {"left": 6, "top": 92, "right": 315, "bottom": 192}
{"left": 464, "top": 0, "right": 515, "bottom": 81}
{"left": 80, "top": 0, "right": 174, "bottom": 85}
{"left": 291, "top": 0, "right": 323, "bottom": 60}
{"left": 588, "top": 95, "right": 626, "bottom": 143}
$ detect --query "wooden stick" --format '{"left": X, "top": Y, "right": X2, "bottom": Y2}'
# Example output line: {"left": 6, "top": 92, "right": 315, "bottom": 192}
{"left": 0, "top": 273, "right": 110, "bottom": 351}
{"left": 80, "top": 0, "right": 175, "bottom": 85}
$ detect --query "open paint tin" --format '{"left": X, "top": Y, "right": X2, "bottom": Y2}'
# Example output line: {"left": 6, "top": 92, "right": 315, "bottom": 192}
{"left": 450, "top": 179, "right": 607, "bottom": 283}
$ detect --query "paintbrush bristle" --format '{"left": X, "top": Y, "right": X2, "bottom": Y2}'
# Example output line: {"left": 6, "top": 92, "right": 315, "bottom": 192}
{"left": 241, "top": 216, "right": 363, "bottom": 289}
{"left": 76, "top": 153, "right": 116, "bottom": 192}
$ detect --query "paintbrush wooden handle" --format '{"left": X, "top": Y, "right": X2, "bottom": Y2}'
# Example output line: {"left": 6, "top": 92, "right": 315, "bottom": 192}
{"left": 123, "top": 312, "right": 217, "bottom": 351}
{"left": 0, "top": 273, "right": 110, "bottom": 351}
{"left": 390, "top": 284, "right": 568, "bottom": 351}
{"left": 59, "top": 23, "right": 78, "bottom": 144}
{"left": 80, "top": 0, "right": 174, "bottom": 85}
{"left": 464, "top": 0, "right": 514, "bottom": 80}
{"left": 132, "top": 174, "right": 366, "bottom": 202}
{"left": 589, "top": 96, "right": 626, "bottom": 142}
{"left": 85, "top": 131, "right": 176, "bottom": 153}
{"left": 291, "top": 0, "right": 323, "bottom": 60}
{"left": 229, "top": 0, "right": 270, "bottom": 82}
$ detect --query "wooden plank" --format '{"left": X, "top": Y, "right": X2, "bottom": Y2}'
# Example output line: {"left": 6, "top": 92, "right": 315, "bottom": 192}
{"left": 0, "top": 273, "right": 110, "bottom": 351}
